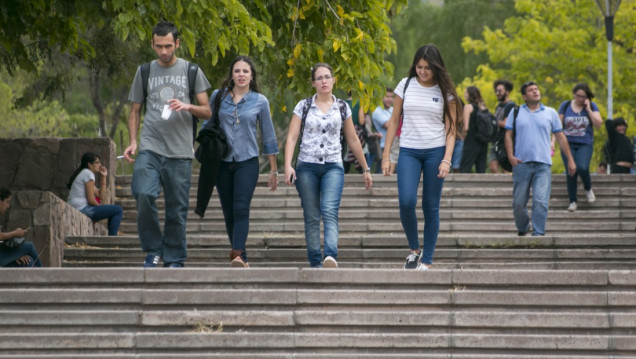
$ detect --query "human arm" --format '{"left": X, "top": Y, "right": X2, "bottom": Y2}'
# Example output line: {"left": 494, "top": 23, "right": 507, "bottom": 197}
{"left": 0, "top": 228, "right": 26, "bottom": 241}
{"left": 123, "top": 102, "right": 142, "bottom": 162}
{"left": 167, "top": 91, "right": 212, "bottom": 119}
{"left": 438, "top": 100, "right": 457, "bottom": 179}
{"left": 555, "top": 131, "right": 576, "bottom": 176}
{"left": 343, "top": 116, "right": 372, "bottom": 190}
{"left": 284, "top": 114, "right": 302, "bottom": 185}
{"left": 463, "top": 103, "right": 473, "bottom": 135}
{"left": 381, "top": 96, "right": 403, "bottom": 176}
{"left": 358, "top": 105, "right": 365, "bottom": 126}
{"left": 85, "top": 179, "right": 100, "bottom": 207}
{"left": 505, "top": 129, "right": 522, "bottom": 167}
{"left": 586, "top": 100, "right": 602, "bottom": 129}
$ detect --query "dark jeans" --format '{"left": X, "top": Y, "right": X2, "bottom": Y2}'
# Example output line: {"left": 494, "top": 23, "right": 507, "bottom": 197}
{"left": 459, "top": 134, "right": 488, "bottom": 173}
{"left": 1, "top": 242, "right": 42, "bottom": 267}
{"left": 560, "top": 142, "right": 593, "bottom": 203}
{"left": 216, "top": 157, "right": 260, "bottom": 262}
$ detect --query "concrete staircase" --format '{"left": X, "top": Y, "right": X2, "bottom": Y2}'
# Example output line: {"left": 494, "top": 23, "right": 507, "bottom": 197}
{"left": 2, "top": 173, "right": 635, "bottom": 357}
{"left": 2, "top": 268, "right": 636, "bottom": 358}
{"left": 64, "top": 174, "right": 636, "bottom": 269}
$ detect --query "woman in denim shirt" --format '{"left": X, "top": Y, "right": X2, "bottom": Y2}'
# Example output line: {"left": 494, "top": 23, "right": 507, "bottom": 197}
{"left": 209, "top": 56, "right": 279, "bottom": 268}
{"left": 284, "top": 63, "right": 372, "bottom": 268}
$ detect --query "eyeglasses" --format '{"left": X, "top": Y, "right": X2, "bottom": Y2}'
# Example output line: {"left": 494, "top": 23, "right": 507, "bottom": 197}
{"left": 574, "top": 94, "right": 587, "bottom": 99}
{"left": 314, "top": 75, "right": 333, "bottom": 82}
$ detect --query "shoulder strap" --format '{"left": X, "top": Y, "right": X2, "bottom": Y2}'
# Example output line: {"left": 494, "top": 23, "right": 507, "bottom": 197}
{"left": 140, "top": 62, "right": 151, "bottom": 111}
{"left": 298, "top": 97, "right": 313, "bottom": 148}
{"left": 187, "top": 62, "right": 200, "bottom": 144}
{"left": 402, "top": 76, "right": 413, "bottom": 102}
{"left": 337, "top": 99, "right": 348, "bottom": 158}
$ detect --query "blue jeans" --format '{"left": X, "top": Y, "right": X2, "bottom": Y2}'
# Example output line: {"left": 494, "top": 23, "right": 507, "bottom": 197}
{"left": 81, "top": 205, "right": 123, "bottom": 236}
{"left": 397, "top": 146, "right": 446, "bottom": 265}
{"left": 131, "top": 150, "right": 191, "bottom": 266}
{"left": 295, "top": 160, "right": 344, "bottom": 267}
{"left": 451, "top": 139, "right": 463, "bottom": 171}
{"left": 512, "top": 162, "right": 552, "bottom": 235}
{"left": 216, "top": 157, "right": 259, "bottom": 262}
{"left": 1, "top": 241, "right": 42, "bottom": 267}
{"left": 560, "top": 142, "right": 593, "bottom": 203}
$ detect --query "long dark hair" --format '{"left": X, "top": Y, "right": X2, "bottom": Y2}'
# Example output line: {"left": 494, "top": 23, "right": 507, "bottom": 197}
{"left": 211, "top": 56, "right": 260, "bottom": 123}
{"left": 67, "top": 152, "right": 99, "bottom": 189}
{"left": 572, "top": 83, "right": 594, "bottom": 100}
{"left": 466, "top": 86, "right": 485, "bottom": 108}
{"left": 407, "top": 44, "right": 462, "bottom": 135}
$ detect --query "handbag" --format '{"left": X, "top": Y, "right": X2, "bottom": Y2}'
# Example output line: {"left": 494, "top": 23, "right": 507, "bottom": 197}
{"left": 495, "top": 106, "right": 519, "bottom": 172}
{"left": 0, "top": 237, "right": 25, "bottom": 250}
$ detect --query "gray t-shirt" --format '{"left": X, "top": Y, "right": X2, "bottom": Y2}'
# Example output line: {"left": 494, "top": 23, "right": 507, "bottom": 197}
{"left": 128, "top": 58, "right": 211, "bottom": 158}
{"left": 67, "top": 169, "right": 94, "bottom": 211}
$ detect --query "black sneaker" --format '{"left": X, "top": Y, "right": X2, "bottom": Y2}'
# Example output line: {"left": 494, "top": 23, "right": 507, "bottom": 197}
{"left": 144, "top": 254, "right": 160, "bottom": 268}
{"left": 404, "top": 251, "right": 421, "bottom": 269}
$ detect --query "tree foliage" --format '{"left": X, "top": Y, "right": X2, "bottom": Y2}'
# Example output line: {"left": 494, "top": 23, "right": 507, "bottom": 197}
{"left": 462, "top": 0, "right": 636, "bottom": 172}
{"left": 1, "top": 0, "right": 407, "bottom": 139}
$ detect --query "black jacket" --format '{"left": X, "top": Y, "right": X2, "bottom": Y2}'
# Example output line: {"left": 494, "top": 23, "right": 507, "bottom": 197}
{"left": 605, "top": 119, "right": 634, "bottom": 164}
{"left": 194, "top": 123, "right": 228, "bottom": 217}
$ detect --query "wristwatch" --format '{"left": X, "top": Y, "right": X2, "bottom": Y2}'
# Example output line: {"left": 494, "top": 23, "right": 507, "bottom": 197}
{"left": 363, "top": 168, "right": 371, "bottom": 173}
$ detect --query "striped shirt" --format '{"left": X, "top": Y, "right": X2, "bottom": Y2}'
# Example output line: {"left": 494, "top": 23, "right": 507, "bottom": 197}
{"left": 395, "top": 77, "right": 450, "bottom": 149}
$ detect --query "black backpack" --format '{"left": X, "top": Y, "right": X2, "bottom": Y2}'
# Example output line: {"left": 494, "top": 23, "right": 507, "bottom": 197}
{"left": 140, "top": 61, "right": 200, "bottom": 144}
{"left": 471, "top": 104, "right": 498, "bottom": 144}
{"left": 494, "top": 106, "right": 519, "bottom": 172}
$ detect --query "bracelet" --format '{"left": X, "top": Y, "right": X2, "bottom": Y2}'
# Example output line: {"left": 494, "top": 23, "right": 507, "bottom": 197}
{"left": 381, "top": 159, "right": 390, "bottom": 162}
{"left": 441, "top": 159, "right": 452, "bottom": 166}
{"left": 269, "top": 171, "right": 278, "bottom": 175}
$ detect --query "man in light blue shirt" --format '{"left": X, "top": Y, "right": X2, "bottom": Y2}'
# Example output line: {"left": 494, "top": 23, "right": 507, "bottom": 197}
{"left": 504, "top": 81, "right": 576, "bottom": 236}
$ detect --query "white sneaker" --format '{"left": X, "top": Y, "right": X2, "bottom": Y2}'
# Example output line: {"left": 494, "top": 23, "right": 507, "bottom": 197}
{"left": 586, "top": 189, "right": 596, "bottom": 203}
{"left": 323, "top": 256, "right": 338, "bottom": 268}
{"left": 567, "top": 202, "right": 577, "bottom": 212}
{"left": 417, "top": 263, "right": 431, "bottom": 271}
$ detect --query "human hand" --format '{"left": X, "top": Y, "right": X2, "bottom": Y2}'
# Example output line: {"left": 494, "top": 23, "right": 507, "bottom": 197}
{"left": 363, "top": 172, "right": 373, "bottom": 190}
{"left": 567, "top": 159, "right": 577, "bottom": 177}
{"left": 12, "top": 227, "right": 26, "bottom": 237}
{"left": 437, "top": 161, "right": 451, "bottom": 179}
{"left": 268, "top": 172, "right": 279, "bottom": 192}
{"left": 123, "top": 143, "right": 137, "bottom": 162}
{"left": 168, "top": 98, "right": 191, "bottom": 112}
{"left": 15, "top": 255, "right": 32, "bottom": 266}
{"left": 381, "top": 159, "right": 391, "bottom": 176}
{"left": 284, "top": 167, "right": 296, "bottom": 186}
{"left": 509, "top": 156, "right": 523, "bottom": 168}
{"left": 99, "top": 165, "right": 108, "bottom": 176}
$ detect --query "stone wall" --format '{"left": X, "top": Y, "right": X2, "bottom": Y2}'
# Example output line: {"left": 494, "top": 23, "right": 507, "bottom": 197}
{"left": 2, "top": 190, "right": 107, "bottom": 267}
{"left": 0, "top": 138, "right": 117, "bottom": 204}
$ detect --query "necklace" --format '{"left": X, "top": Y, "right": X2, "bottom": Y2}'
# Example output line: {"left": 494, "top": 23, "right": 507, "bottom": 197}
{"left": 233, "top": 103, "right": 246, "bottom": 124}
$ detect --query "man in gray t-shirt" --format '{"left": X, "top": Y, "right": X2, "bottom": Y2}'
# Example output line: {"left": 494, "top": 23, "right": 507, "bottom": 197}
{"left": 124, "top": 21, "right": 211, "bottom": 268}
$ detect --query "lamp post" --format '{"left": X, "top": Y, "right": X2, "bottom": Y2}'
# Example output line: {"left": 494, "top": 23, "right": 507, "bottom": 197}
{"left": 594, "top": 0, "right": 622, "bottom": 120}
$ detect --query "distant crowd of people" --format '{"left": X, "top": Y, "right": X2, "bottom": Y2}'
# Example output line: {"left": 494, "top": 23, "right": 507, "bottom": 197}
{"left": 3, "top": 20, "right": 633, "bottom": 269}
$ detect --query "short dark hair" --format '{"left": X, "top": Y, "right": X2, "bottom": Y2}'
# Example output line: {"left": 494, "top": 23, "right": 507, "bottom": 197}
{"left": 520, "top": 81, "right": 538, "bottom": 96}
{"left": 0, "top": 188, "right": 10, "bottom": 201}
{"left": 614, "top": 117, "right": 627, "bottom": 128}
{"left": 494, "top": 79, "right": 513, "bottom": 92}
{"left": 386, "top": 87, "right": 394, "bottom": 93}
{"left": 572, "top": 83, "right": 594, "bottom": 100}
{"left": 152, "top": 21, "right": 179, "bottom": 42}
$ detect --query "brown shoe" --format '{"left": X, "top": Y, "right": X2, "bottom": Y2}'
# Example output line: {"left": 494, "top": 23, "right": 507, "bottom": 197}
{"left": 229, "top": 249, "right": 248, "bottom": 268}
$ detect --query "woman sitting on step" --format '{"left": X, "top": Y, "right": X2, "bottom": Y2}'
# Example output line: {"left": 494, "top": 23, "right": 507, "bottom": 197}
{"left": 67, "top": 152, "right": 123, "bottom": 236}
{"left": 284, "top": 63, "right": 373, "bottom": 268}
{"left": 0, "top": 188, "right": 42, "bottom": 267}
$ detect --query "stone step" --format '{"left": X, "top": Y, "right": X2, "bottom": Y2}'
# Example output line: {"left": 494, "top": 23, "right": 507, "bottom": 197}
{"left": 1, "top": 268, "right": 635, "bottom": 356}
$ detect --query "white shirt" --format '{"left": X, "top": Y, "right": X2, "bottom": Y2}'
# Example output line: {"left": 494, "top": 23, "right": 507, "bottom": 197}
{"left": 395, "top": 77, "right": 450, "bottom": 149}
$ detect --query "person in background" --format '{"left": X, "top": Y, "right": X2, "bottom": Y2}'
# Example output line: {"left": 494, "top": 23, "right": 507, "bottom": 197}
{"left": 505, "top": 81, "right": 576, "bottom": 237}
{"left": 284, "top": 63, "right": 372, "bottom": 268}
{"left": 489, "top": 79, "right": 516, "bottom": 173}
{"left": 605, "top": 117, "right": 634, "bottom": 174}
{"left": 459, "top": 86, "right": 489, "bottom": 173}
{"left": 343, "top": 92, "right": 367, "bottom": 173}
{"left": 558, "top": 83, "right": 602, "bottom": 212}
{"left": 67, "top": 152, "right": 123, "bottom": 236}
{"left": 381, "top": 44, "right": 461, "bottom": 270}
{"left": 210, "top": 55, "right": 279, "bottom": 268}
{"left": 372, "top": 88, "right": 394, "bottom": 173}
{"left": 0, "top": 188, "right": 42, "bottom": 267}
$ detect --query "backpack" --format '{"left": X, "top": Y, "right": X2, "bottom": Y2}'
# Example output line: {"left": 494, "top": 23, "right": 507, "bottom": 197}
{"left": 494, "top": 106, "right": 519, "bottom": 172}
{"left": 471, "top": 104, "right": 498, "bottom": 144}
{"left": 140, "top": 61, "right": 200, "bottom": 144}
{"left": 294, "top": 96, "right": 348, "bottom": 167}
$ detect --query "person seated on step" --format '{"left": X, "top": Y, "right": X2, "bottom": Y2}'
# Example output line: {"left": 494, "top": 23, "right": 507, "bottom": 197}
{"left": 0, "top": 188, "right": 42, "bottom": 267}
{"left": 67, "top": 152, "right": 123, "bottom": 236}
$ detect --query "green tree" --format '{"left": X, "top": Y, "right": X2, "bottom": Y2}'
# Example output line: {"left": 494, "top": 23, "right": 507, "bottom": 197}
{"left": 462, "top": 0, "right": 636, "bottom": 173}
